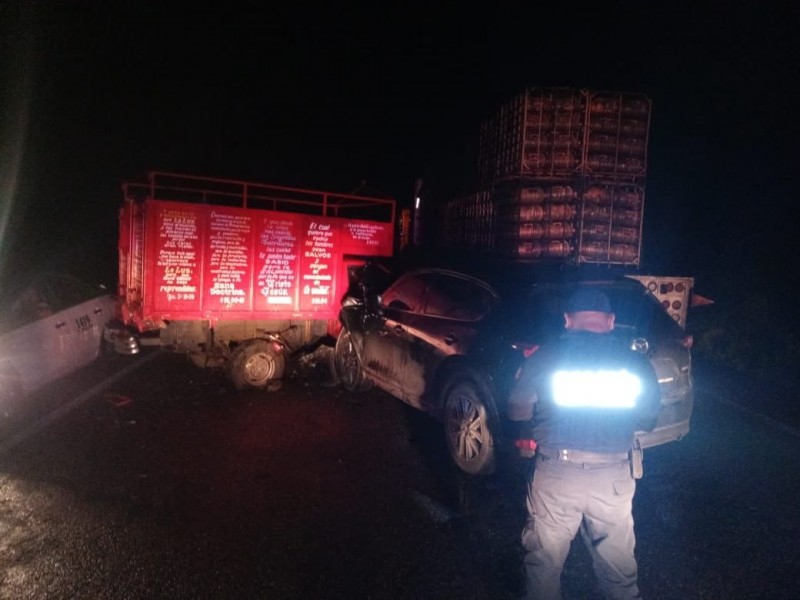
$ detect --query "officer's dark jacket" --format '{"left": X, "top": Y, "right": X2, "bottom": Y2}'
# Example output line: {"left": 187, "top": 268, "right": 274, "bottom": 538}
{"left": 508, "top": 330, "right": 661, "bottom": 454}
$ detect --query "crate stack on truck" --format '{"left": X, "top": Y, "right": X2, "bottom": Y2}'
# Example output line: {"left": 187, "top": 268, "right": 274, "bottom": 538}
{"left": 443, "top": 87, "right": 651, "bottom": 266}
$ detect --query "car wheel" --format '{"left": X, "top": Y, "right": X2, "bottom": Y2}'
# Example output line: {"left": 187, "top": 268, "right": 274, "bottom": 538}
{"left": 228, "top": 340, "right": 285, "bottom": 391}
{"left": 334, "top": 329, "right": 372, "bottom": 392}
{"left": 442, "top": 375, "right": 497, "bottom": 476}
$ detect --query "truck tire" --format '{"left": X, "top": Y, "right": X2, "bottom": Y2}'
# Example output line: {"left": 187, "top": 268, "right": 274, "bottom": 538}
{"left": 334, "top": 329, "right": 372, "bottom": 392}
{"left": 228, "top": 340, "right": 285, "bottom": 391}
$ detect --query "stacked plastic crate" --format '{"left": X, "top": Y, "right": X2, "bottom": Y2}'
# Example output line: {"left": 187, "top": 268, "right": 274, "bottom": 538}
{"left": 450, "top": 87, "right": 651, "bottom": 265}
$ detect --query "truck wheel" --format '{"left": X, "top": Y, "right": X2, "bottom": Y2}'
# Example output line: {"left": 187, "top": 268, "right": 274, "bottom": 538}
{"left": 441, "top": 373, "right": 497, "bottom": 476}
{"left": 334, "top": 329, "right": 372, "bottom": 392}
{"left": 228, "top": 340, "right": 285, "bottom": 391}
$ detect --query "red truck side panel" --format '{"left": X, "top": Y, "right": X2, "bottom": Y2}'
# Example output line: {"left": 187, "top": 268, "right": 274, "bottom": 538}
{"left": 128, "top": 199, "right": 392, "bottom": 331}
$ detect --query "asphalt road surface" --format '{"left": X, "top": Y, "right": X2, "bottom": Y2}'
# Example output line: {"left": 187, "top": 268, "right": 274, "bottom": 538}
{"left": 0, "top": 350, "right": 798, "bottom": 599}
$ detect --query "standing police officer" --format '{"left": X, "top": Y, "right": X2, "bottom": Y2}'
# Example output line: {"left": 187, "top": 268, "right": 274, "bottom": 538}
{"left": 508, "top": 286, "right": 661, "bottom": 600}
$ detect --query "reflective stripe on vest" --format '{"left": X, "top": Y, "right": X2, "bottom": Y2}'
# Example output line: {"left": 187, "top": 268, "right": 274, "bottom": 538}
{"left": 551, "top": 369, "right": 641, "bottom": 408}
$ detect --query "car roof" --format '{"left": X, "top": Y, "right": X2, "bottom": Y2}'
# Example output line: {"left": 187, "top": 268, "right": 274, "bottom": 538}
{"left": 397, "top": 259, "right": 646, "bottom": 299}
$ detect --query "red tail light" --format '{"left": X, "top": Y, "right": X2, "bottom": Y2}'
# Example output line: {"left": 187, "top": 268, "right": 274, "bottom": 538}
{"left": 515, "top": 439, "right": 538, "bottom": 451}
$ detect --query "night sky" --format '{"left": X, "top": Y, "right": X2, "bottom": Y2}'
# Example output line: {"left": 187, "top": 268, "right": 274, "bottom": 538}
{"left": 2, "top": 3, "right": 798, "bottom": 314}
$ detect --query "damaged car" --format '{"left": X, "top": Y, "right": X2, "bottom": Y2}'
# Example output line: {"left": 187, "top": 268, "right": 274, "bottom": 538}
{"left": 0, "top": 272, "right": 118, "bottom": 417}
{"left": 334, "top": 264, "right": 694, "bottom": 475}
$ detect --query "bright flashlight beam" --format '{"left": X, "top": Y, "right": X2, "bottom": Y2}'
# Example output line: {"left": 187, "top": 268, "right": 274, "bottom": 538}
{"left": 1, "top": 7, "right": 37, "bottom": 280}
{"left": 552, "top": 369, "right": 641, "bottom": 408}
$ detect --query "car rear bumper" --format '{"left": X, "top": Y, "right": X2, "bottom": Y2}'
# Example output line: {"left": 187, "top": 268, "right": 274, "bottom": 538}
{"left": 636, "top": 419, "right": 690, "bottom": 449}
{"left": 636, "top": 383, "right": 694, "bottom": 449}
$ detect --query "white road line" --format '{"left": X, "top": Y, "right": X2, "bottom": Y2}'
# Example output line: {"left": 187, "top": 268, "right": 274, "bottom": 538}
{"left": 0, "top": 351, "right": 162, "bottom": 455}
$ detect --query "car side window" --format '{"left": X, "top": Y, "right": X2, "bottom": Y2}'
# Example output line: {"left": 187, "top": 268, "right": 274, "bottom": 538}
{"left": 380, "top": 274, "right": 428, "bottom": 313}
{"left": 420, "top": 273, "right": 497, "bottom": 321}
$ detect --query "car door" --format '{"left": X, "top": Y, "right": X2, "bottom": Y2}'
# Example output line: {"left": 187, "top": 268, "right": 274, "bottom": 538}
{"left": 401, "top": 272, "right": 498, "bottom": 411}
{"left": 359, "top": 272, "right": 428, "bottom": 400}
{"left": 0, "top": 278, "right": 73, "bottom": 393}
{"left": 37, "top": 275, "right": 93, "bottom": 383}
{"left": 43, "top": 274, "right": 113, "bottom": 366}
{"left": 0, "top": 320, "right": 52, "bottom": 396}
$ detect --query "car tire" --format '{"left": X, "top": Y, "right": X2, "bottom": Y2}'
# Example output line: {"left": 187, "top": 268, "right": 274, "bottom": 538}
{"left": 334, "top": 329, "right": 372, "bottom": 392}
{"left": 442, "top": 372, "right": 498, "bottom": 476}
{"left": 228, "top": 340, "right": 285, "bottom": 391}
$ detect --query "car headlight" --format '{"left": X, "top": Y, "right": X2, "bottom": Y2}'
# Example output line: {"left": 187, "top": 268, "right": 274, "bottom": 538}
{"left": 552, "top": 369, "right": 641, "bottom": 408}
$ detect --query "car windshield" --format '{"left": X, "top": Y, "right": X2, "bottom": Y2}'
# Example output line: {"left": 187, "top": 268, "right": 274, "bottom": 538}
{"left": 605, "top": 287, "right": 683, "bottom": 336}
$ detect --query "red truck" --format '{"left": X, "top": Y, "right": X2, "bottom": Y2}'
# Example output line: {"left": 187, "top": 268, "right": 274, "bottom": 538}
{"left": 109, "top": 171, "right": 395, "bottom": 390}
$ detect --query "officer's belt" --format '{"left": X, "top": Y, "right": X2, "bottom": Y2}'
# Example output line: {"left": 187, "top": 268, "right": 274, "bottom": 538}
{"left": 537, "top": 447, "right": 629, "bottom": 465}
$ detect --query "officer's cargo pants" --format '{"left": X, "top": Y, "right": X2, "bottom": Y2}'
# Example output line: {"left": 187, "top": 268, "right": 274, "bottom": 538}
{"left": 521, "top": 456, "right": 641, "bottom": 600}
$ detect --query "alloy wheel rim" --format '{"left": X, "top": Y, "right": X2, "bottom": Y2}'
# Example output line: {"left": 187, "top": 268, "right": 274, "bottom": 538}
{"left": 447, "top": 392, "right": 484, "bottom": 462}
